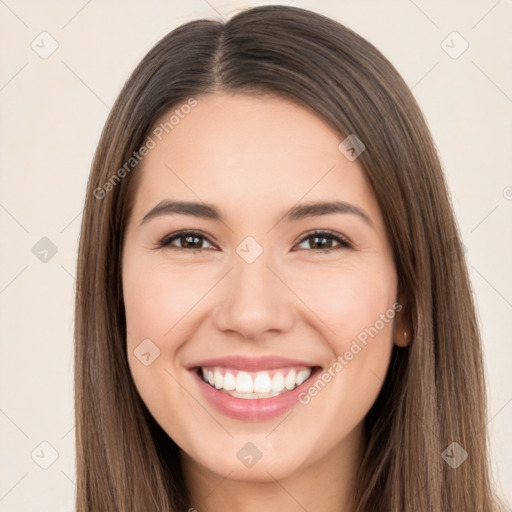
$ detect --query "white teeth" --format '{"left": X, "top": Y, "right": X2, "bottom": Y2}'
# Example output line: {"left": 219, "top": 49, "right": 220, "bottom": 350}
{"left": 284, "top": 369, "right": 296, "bottom": 390}
{"left": 296, "top": 369, "right": 310, "bottom": 386}
{"left": 271, "top": 372, "right": 285, "bottom": 392}
{"left": 236, "top": 371, "right": 254, "bottom": 393}
{"left": 230, "top": 390, "right": 281, "bottom": 399}
{"left": 253, "top": 372, "right": 272, "bottom": 393}
{"left": 214, "top": 369, "right": 223, "bottom": 389}
{"left": 301, "top": 368, "right": 312, "bottom": 383}
{"left": 223, "top": 372, "right": 236, "bottom": 391}
{"left": 200, "top": 366, "right": 313, "bottom": 398}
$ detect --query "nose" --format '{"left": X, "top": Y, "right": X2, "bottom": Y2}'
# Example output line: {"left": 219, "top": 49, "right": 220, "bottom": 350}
{"left": 212, "top": 254, "right": 295, "bottom": 340}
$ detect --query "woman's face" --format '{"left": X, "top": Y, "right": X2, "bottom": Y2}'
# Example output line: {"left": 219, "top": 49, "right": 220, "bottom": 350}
{"left": 122, "top": 93, "right": 404, "bottom": 482}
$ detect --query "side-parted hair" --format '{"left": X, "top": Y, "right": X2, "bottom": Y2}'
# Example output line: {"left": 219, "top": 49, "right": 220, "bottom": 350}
{"left": 74, "top": 5, "right": 507, "bottom": 511}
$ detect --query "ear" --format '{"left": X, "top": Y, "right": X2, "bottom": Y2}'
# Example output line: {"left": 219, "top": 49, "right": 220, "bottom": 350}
{"left": 394, "top": 326, "right": 410, "bottom": 348}
{"left": 393, "top": 292, "right": 411, "bottom": 348}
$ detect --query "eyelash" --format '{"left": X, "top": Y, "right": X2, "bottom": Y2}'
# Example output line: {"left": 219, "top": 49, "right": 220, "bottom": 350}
{"left": 156, "top": 229, "right": 352, "bottom": 253}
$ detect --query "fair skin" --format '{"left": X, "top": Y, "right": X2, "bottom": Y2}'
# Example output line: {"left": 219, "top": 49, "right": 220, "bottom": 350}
{"left": 122, "top": 93, "right": 407, "bottom": 512}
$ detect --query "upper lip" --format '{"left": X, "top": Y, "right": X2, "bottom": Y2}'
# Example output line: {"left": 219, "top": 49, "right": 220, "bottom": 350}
{"left": 188, "top": 355, "right": 319, "bottom": 372}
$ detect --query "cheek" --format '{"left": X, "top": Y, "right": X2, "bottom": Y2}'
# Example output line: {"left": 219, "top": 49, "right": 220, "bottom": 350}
{"left": 288, "top": 260, "right": 397, "bottom": 348}
{"left": 123, "top": 255, "right": 229, "bottom": 435}
{"left": 123, "top": 260, "right": 212, "bottom": 341}
{"left": 290, "top": 262, "right": 397, "bottom": 417}
{"left": 122, "top": 258, "right": 200, "bottom": 418}
{"left": 293, "top": 267, "right": 397, "bottom": 438}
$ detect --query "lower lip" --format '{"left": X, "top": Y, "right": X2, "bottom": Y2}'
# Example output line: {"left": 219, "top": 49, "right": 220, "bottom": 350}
{"left": 191, "top": 368, "right": 320, "bottom": 421}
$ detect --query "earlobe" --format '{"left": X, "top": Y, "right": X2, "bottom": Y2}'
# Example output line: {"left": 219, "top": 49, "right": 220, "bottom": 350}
{"left": 395, "top": 328, "right": 410, "bottom": 347}
{"left": 394, "top": 292, "right": 410, "bottom": 347}
{"left": 394, "top": 326, "right": 412, "bottom": 347}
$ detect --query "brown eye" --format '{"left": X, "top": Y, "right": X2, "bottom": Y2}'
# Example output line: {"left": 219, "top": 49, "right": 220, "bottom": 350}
{"left": 295, "top": 230, "right": 352, "bottom": 251}
{"left": 158, "top": 231, "right": 216, "bottom": 250}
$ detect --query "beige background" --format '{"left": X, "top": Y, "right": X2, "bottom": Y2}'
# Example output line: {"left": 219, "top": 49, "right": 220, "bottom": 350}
{"left": 0, "top": 1, "right": 511, "bottom": 510}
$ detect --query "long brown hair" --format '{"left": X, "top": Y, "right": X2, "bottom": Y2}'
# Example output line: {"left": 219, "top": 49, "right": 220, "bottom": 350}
{"left": 74, "top": 5, "right": 508, "bottom": 511}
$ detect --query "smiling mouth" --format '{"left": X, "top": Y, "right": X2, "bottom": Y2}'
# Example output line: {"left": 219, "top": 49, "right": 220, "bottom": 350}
{"left": 196, "top": 366, "right": 318, "bottom": 399}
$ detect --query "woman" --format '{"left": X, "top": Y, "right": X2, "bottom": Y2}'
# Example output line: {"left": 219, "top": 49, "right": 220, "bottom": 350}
{"left": 74, "top": 5, "right": 508, "bottom": 511}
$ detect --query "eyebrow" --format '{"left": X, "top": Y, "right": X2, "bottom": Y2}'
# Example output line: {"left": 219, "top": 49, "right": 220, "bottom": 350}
{"left": 140, "top": 199, "right": 374, "bottom": 228}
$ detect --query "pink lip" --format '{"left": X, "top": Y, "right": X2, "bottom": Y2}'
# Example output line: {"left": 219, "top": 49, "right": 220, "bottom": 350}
{"left": 188, "top": 355, "right": 316, "bottom": 371}
{"left": 189, "top": 360, "right": 321, "bottom": 422}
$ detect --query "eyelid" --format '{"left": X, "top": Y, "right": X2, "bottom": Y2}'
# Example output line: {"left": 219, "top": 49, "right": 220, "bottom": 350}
{"left": 294, "top": 229, "right": 352, "bottom": 250}
{"left": 157, "top": 230, "right": 218, "bottom": 250}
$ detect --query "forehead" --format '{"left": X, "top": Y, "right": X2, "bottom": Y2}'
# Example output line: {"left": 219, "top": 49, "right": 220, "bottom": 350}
{"left": 131, "top": 93, "right": 379, "bottom": 224}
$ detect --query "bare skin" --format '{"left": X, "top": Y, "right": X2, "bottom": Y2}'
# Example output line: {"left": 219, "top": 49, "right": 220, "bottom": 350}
{"left": 122, "top": 93, "right": 408, "bottom": 512}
